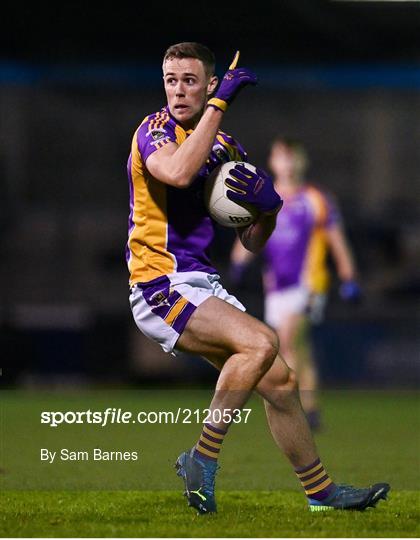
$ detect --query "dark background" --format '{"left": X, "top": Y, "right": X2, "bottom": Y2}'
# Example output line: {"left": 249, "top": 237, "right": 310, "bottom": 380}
{"left": 2, "top": 1, "right": 420, "bottom": 63}
{"left": 1, "top": 1, "right": 419, "bottom": 387}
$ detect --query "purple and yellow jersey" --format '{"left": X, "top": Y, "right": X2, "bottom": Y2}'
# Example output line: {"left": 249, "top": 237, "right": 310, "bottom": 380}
{"left": 263, "top": 185, "right": 341, "bottom": 294}
{"left": 126, "top": 106, "right": 247, "bottom": 286}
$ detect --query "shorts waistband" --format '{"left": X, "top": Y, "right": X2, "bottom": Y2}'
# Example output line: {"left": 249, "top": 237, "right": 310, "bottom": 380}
{"left": 130, "top": 271, "right": 220, "bottom": 291}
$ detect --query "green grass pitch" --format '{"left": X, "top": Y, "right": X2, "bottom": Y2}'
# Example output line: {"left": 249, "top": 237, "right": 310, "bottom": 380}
{"left": 1, "top": 389, "right": 419, "bottom": 537}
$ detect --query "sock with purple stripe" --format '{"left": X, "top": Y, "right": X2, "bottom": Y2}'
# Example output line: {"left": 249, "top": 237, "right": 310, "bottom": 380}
{"left": 295, "top": 458, "right": 336, "bottom": 501}
{"left": 194, "top": 423, "right": 227, "bottom": 462}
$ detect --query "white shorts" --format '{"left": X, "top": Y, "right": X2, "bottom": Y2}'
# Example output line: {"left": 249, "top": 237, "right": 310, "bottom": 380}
{"left": 129, "top": 271, "right": 246, "bottom": 355}
{"left": 264, "top": 285, "right": 311, "bottom": 329}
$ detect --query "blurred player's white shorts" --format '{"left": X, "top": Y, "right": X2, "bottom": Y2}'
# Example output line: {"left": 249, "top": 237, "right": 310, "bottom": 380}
{"left": 129, "top": 271, "right": 246, "bottom": 355}
{"left": 264, "top": 285, "right": 311, "bottom": 329}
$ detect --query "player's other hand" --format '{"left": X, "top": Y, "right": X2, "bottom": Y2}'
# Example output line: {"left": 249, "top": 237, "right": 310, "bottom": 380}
{"left": 339, "top": 280, "right": 362, "bottom": 303}
{"left": 207, "top": 51, "right": 257, "bottom": 113}
{"left": 225, "top": 164, "right": 283, "bottom": 215}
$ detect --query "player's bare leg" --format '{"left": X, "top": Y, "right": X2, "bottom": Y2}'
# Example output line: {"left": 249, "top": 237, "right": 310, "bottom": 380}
{"left": 177, "top": 296, "right": 279, "bottom": 430}
{"left": 176, "top": 297, "right": 321, "bottom": 506}
{"left": 175, "top": 295, "right": 389, "bottom": 513}
{"left": 295, "top": 318, "right": 320, "bottom": 425}
{"left": 277, "top": 315, "right": 320, "bottom": 428}
{"left": 175, "top": 296, "right": 278, "bottom": 513}
{"left": 256, "top": 356, "right": 318, "bottom": 467}
{"left": 177, "top": 297, "right": 319, "bottom": 466}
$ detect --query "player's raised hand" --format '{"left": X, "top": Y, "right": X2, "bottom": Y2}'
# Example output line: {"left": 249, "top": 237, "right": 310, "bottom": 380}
{"left": 207, "top": 51, "right": 258, "bottom": 113}
{"left": 225, "top": 164, "right": 283, "bottom": 215}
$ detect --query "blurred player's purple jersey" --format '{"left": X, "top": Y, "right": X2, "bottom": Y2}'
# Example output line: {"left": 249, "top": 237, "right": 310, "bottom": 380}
{"left": 126, "top": 106, "right": 247, "bottom": 286}
{"left": 263, "top": 185, "right": 341, "bottom": 294}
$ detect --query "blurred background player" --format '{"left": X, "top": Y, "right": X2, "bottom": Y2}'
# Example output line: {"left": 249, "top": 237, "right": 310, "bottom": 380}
{"left": 230, "top": 137, "right": 361, "bottom": 430}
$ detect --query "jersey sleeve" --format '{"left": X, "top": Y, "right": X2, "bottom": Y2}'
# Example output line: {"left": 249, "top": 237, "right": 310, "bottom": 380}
{"left": 306, "top": 186, "right": 342, "bottom": 229}
{"left": 136, "top": 112, "right": 178, "bottom": 163}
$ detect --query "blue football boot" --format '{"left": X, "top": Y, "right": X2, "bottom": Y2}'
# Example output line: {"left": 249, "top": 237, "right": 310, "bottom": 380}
{"left": 175, "top": 448, "right": 218, "bottom": 514}
{"left": 308, "top": 482, "right": 390, "bottom": 512}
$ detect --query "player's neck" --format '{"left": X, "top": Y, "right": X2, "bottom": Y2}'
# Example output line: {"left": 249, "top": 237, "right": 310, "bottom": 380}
{"left": 178, "top": 110, "right": 203, "bottom": 132}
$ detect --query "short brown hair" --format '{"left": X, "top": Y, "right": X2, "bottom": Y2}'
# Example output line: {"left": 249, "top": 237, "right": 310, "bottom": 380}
{"left": 271, "top": 136, "right": 309, "bottom": 176}
{"left": 163, "top": 42, "right": 216, "bottom": 76}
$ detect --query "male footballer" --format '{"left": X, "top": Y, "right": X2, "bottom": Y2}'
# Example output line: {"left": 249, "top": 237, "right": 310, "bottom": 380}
{"left": 126, "top": 42, "right": 389, "bottom": 514}
{"left": 231, "top": 138, "right": 361, "bottom": 431}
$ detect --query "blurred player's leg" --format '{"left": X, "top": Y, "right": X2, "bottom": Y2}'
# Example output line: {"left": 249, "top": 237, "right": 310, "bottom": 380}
{"left": 295, "top": 318, "right": 321, "bottom": 430}
{"left": 277, "top": 314, "right": 321, "bottom": 430}
{"left": 256, "top": 356, "right": 319, "bottom": 467}
{"left": 176, "top": 296, "right": 331, "bottom": 511}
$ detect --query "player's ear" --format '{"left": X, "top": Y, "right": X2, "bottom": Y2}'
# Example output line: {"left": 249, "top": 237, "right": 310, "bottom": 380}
{"left": 207, "top": 75, "right": 218, "bottom": 96}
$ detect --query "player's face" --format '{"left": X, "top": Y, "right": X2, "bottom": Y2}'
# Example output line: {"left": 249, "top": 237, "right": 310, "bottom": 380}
{"left": 269, "top": 143, "right": 298, "bottom": 181}
{"left": 163, "top": 57, "right": 217, "bottom": 127}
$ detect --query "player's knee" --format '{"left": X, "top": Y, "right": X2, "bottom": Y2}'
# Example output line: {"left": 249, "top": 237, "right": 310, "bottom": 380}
{"left": 252, "top": 329, "right": 279, "bottom": 374}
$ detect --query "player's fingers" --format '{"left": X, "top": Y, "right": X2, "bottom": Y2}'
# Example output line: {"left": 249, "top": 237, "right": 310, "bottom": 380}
{"left": 226, "top": 188, "right": 245, "bottom": 201}
{"left": 237, "top": 71, "right": 258, "bottom": 84}
{"left": 232, "top": 164, "right": 250, "bottom": 173}
{"left": 231, "top": 165, "right": 256, "bottom": 178}
{"left": 229, "top": 50, "right": 240, "bottom": 70}
{"left": 236, "top": 69, "right": 256, "bottom": 76}
{"left": 235, "top": 70, "right": 256, "bottom": 78}
{"left": 225, "top": 179, "right": 247, "bottom": 195}
{"left": 228, "top": 171, "right": 251, "bottom": 185}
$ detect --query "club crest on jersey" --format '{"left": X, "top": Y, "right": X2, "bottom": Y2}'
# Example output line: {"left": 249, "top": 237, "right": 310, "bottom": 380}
{"left": 212, "top": 144, "right": 230, "bottom": 162}
{"left": 148, "top": 128, "right": 167, "bottom": 140}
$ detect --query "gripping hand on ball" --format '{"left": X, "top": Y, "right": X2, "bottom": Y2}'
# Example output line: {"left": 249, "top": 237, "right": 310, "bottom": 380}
{"left": 225, "top": 164, "right": 283, "bottom": 215}
{"left": 207, "top": 51, "right": 258, "bottom": 113}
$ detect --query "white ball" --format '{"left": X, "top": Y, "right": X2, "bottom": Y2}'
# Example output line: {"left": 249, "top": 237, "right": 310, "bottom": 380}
{"left": 204, "top": 161, "right": 258, "bottom": 228}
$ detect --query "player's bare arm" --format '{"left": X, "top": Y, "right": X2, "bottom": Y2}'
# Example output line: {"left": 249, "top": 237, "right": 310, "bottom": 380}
{"left": 326, "top": 223, "right": 357, "bottom": 282}
{"left": 146, "top": 108, "right": 223, "bottom": 188}
{"left": 236, "top": 212, "right": 279, "bottom": 253}
{"left": 327, "top": 223, "right": 362, "bottom": 301}
{"left": 231, "top": 235, "right": 256, "bottom": 266}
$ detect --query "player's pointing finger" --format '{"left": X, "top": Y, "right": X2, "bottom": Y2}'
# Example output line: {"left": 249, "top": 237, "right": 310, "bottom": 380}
{"left": 229, "top": 50, "right": 240, "bottom": 70}
{"left": 207, "top": 50, "right": 256, "bottom": 112}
